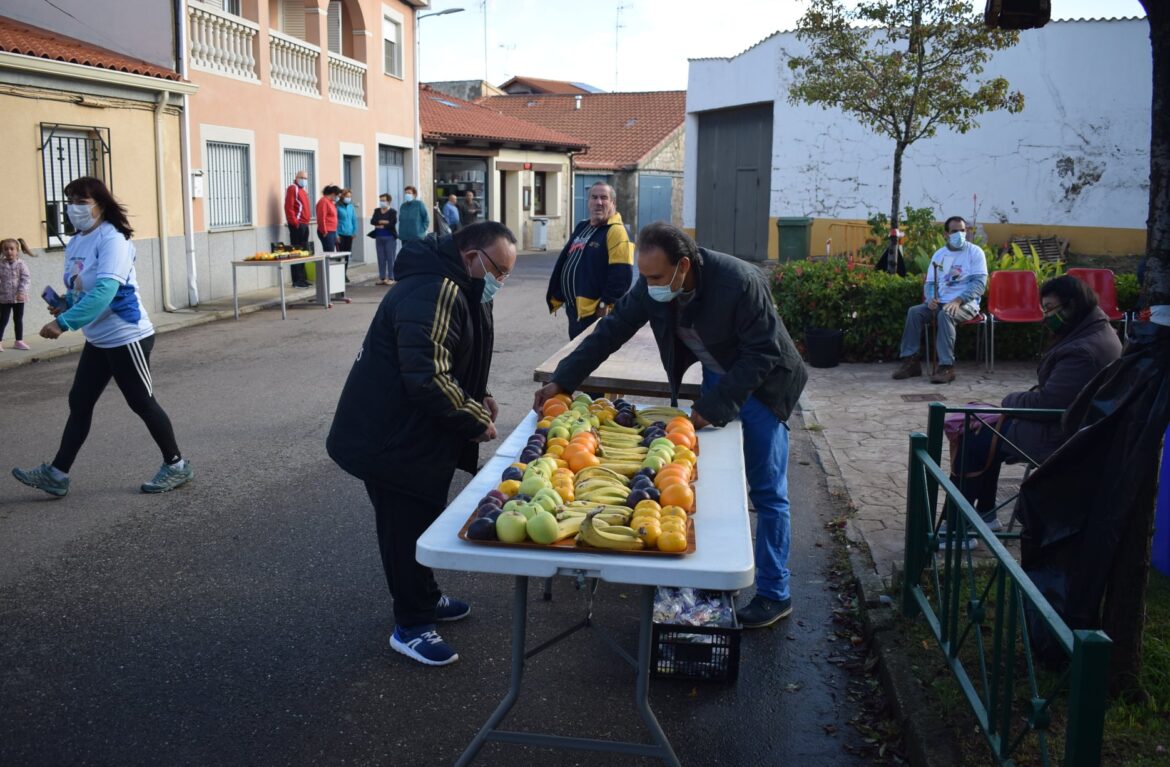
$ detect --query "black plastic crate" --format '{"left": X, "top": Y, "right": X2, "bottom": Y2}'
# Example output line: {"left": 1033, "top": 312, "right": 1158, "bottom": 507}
{"left": 650, "top": 594, "right": 741, "bottom": 683}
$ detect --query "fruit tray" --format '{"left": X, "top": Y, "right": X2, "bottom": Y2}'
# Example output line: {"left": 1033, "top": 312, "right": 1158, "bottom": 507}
{"left": 457, "top": 510, "right": 697, "bottom": 557}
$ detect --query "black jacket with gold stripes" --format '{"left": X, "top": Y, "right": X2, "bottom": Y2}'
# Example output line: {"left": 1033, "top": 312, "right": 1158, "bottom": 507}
{"left": 327, "top": 234, "right": 493, "bottom": 503}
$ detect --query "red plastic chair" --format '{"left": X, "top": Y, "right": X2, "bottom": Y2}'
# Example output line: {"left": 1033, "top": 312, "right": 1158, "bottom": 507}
{"left": 987, "top": 270, "right": 1044, "bottom": 371}
{"left": 1067, "top": 268, "right": 1127, "bottom": 336}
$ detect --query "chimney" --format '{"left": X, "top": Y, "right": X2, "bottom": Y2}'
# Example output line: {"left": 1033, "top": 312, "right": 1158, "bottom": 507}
{"left": 574, "top": 95, "right": 582, "bottom": 110}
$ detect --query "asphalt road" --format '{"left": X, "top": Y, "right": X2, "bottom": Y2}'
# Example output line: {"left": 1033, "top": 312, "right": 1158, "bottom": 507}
{"left": 0, "top": 253, "right": 875, "bottom": 766}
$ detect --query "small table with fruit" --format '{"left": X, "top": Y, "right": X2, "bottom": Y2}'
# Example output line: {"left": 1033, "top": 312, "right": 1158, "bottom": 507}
{"left": 417, "top": 395, "right": 753, "bottom": 766}
{"left": 231, "top": 248, "right": 338, "bottom": 320}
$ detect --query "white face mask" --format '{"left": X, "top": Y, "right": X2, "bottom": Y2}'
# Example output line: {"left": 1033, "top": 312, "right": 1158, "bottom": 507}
{"left": 379, "top": 201, "right": 390, "bottom": 210}
{"left": 343, "top": 196, "right": 352, "bottom": 204}
{"left": 403, "top": 193, "right": 414, "bottom": 202}
{"left": 647, "top": 261, "right": 684, "bottom": 303}
{"left": 67, "top": 203, "right": 97, "bottom": 233}
{"left": 296, "top": 178, "right": 307, "bottom": 188}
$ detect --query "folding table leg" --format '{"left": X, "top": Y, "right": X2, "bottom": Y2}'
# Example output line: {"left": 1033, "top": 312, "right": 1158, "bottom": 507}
{"left": 454, "top": 576, "right": 529, "bottom": 767}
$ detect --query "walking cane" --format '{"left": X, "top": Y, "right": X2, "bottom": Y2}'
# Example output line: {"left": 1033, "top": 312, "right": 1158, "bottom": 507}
{"left": 927, "top": 261, "right": 941, "bottom": 375}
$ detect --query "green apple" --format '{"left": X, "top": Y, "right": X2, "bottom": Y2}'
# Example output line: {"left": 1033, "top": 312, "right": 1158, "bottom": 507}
{"left": 519, "top": 474, "right": 548, "bottom": 497}
{"left": 641, "top": 454, "right": 666, "bottom": 471}
{"left": 531, "top": 487, "right": 563, "bottom": 512}
{"left": 548, "top": 425, "right": 571, "bottom": 440}
{"left": 503, "top": 499, "right": 528, "bottom": 515}
{"left": 526, "top": 510, "right": 560, "bottom": 545}
{"left": 649, "top": 438, "right": 676, "bottom": 453}
{"left": 495, "top": 510, "right": 529, "bottom": 543}
{"left": 648, "top": 447, "right": 674, "bottom": 464}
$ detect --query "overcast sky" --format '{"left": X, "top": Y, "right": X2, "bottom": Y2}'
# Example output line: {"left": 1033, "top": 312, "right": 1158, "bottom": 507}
{"left": 419, "top": 0, "right": 1148, "bottom": 92}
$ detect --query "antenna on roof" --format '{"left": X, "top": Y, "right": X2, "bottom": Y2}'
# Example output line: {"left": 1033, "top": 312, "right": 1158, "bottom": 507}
{"left": 615, "top": 1, "right": 630, "bottom": 90}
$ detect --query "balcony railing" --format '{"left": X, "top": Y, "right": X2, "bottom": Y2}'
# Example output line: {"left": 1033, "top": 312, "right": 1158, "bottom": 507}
{"left": 268, "top": 29, "right": 320, "bottom": 97}
{"left": 327, "top": 52, "right": 367, "bottom": 107}
{"left": 188, "top": 2, "right": 259, "bottom": 81}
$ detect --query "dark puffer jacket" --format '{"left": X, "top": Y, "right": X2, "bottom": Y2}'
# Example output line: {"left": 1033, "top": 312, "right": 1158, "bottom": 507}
{"left": 327, "top": 235, "right": 493, "bottom": 504}
{"left": 1001, "top": 306, "right": 1122, "bottom": 463}
{"left": 551, "top": 247, "right": 807, "bottom": 426}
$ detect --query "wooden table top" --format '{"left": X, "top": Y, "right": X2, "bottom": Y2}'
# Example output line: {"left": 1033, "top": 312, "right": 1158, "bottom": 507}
{"left": 533, "top": 321, "right": 701, "bottom": 400}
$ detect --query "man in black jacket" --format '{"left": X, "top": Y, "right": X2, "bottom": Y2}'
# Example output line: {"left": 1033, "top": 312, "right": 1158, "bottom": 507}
{"left": 533, "top": 223, "right": 808, "bottom": 628}
{"left": 328, "top": 222, "right": 517, "bottom": 666}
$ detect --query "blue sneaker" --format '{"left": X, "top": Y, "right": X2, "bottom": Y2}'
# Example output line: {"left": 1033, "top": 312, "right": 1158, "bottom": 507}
{"left": 141, "top": 460, "right": 194, "bottom": 494}
{"left": 12, "top": 463, "right": 69, "bottom": 497}
{"left": 390, "top": 625, "right": 459, "bottom": 666}
{"left": 435, "top": 595, "right": 471, "bottom": 622}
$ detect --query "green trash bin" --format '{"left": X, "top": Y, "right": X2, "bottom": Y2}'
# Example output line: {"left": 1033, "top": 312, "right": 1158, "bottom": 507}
{"left": 776, "top": 217, "right": 812, "bottom": 262}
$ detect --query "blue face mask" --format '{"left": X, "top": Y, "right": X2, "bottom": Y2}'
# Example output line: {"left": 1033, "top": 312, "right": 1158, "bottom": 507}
{"left": 947, "top": 231, "right": 966, "bottom": 249}
{"left": 478, "top": 254, "right": 502, "bottom": 303}
{"left": 647, "top": 261, "right": 683, "bottom": 303}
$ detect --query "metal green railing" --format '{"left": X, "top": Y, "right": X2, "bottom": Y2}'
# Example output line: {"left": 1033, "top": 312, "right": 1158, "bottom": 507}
{"left": 901, "top": 403, "right": 1111, "bottom": 767}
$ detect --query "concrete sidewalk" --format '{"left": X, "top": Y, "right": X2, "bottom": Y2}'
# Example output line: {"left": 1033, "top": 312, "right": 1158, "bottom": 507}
{"left": 0, "top": 262, "right": 384, "bottom": 373}
{"left": 798, "top": 358, "right": 1039, "bottom": 589}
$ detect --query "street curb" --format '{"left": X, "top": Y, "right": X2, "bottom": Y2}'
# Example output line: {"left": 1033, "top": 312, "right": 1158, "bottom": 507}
{"left": 797, "top": 391, "right": 960, "bottom": 767}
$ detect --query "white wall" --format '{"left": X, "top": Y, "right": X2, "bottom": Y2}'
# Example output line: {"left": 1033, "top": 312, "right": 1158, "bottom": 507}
{"left": 684, "top": 19, "right": 1151, "bottom": 230}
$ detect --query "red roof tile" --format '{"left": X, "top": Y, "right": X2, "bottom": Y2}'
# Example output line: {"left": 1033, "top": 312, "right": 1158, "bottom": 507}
{"left": 0, "top": 15, "right": 180, "bottom": 82}
{"left": 420, "top": 85, "right": 586, "bottom": 149}
{"left": 480, "top": 91, "right": 685, "bottom": 170}
{"left": 498, "top": 76, "right": 597, "bottom": 95}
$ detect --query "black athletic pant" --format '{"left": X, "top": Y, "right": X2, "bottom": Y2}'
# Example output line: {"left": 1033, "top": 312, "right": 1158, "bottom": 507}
{"left": 364, "top": 480, "right": 445, "bottom": 628}
{"left": 288, "top": 223, "right": 309, "bottom": 284}
{"left": 53, "top": 336, "right": 181, "bottom": 473}
{"left": 0, "top": 302, "right": 24, "bottom": 341}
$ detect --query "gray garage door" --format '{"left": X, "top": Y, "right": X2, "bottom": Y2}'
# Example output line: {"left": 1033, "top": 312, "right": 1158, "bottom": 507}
{"left": 695, "top": 103, "right": 773, "bottom": 261}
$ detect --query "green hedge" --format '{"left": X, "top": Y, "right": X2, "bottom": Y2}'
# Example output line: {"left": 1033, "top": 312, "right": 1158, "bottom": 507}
{"left": 771, "top": 259, "right": 1052, "bottom": 364}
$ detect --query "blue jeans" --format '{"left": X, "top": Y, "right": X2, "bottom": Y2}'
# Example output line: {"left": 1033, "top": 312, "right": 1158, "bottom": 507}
{"left": 702, "top": 369, "right": 791, "bottom": 601}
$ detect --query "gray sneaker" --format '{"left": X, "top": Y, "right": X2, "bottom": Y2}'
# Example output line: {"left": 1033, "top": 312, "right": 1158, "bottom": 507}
{"left": 12, "top": 463, "right": 70, "bottom": 497}
{"left": 141, "top": 460, "right": 194, "bottom": 494}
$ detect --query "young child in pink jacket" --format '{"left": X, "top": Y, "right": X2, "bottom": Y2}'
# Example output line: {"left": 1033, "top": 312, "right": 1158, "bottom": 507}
{"left": 0, "top": 237, "right": 33, "bottom": 351}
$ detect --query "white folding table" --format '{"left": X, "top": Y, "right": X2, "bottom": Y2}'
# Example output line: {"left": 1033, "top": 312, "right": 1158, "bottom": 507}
{"left": 230, "top": 251, "right": 350, "bottom": 319}
{"left": 417, "top": 410, "right": 753, "bottom": 765}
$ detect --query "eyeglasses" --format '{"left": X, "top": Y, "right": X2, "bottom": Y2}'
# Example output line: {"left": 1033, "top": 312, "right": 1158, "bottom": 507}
{"left": 1041, "top": 300, "right": 1063, "bottom": 315}
{"left": 478, "top": 249, "right": 510, "bottom": 282}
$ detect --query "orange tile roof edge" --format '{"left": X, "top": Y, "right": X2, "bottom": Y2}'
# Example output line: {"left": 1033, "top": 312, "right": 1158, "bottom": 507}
{"left": 0, "top": 15, "right": 181, "bottom": 82}
{"left": 421, "top": 85, "right": 587, "bottom": 149}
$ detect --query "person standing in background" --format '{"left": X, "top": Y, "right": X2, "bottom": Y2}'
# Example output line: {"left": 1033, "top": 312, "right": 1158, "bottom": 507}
{"left": 284, "top": 170, "right": 312, "bottom": 288}
{"left": 370, "top": 193, "right": 398, "bottom": 285}
{"left": 442, "top": 194, "right": 461, "bottom": 232}
{"left": 397, "top": 186, "right": 429, "bottom": 243}
{"left": 317, "top": 185, "right": 340, "bottom": 253}
{"left": 336, "top": 188, "right": 357, "bottom": 283}
{"left": 457, "top": 190, "right": 480, "bottom": 227}
{"left": 0, "top": 236, "right": 32, "bottom": 351}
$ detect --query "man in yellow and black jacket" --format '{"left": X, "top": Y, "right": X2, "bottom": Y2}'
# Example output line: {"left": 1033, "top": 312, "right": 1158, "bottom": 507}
{"left": 546, "top": 181, "right": 635, "bottom": 339}
{"left": 327, "top": 222, "right": 517, "bottom": 667}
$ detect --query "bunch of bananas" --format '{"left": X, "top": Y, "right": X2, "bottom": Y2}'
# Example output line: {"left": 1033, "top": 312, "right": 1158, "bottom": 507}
{"left": 635, "top": 406, "right": 689, "bottom": 428}
{"left": 572, "top": 463, "right": 633, "bottom": 503}
{"left": 576, "top": 509, "right": 645, "bottom": 551}
{"left": 594, "top": 421, "right": 649, "bottom": 476}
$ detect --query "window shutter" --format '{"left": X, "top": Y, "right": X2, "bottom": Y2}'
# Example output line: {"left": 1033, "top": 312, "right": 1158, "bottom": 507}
{"left": 327, "top": 1, "right": 342, "bottom": 54}
{"left": 281, "top": 0, "right": 305, "bottom": 39}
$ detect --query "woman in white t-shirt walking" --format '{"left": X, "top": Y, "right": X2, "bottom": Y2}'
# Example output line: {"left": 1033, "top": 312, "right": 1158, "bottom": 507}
{"left": 12, "top": 177, "right": 192, "bottom": 498}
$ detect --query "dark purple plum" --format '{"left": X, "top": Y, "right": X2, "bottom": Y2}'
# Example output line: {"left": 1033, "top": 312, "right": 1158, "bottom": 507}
{"left": 644, "top": 487, "right": 661, "bottom": 502}
{"left": 467, "top": 517, "right": 498, "bottom": 541}
{"left": 513, "top": 493, "right": 532, "bottom": 503}
{"left": 478, "top": 495, "right": 503, "bottom": 508}
{"left": 501, "top": 466, "right": 523, "bottom": 482}
{"left": 625, "top": 488, "right": 651, "bottom": 508}
{"left": 475, "top": 502, "right": 501, "bottom": 518}
{"left": 534, "top": 427, "right": 549, "bottom": 437}
{"left": 486, "top": 489, "right": 509, "bottom": 504}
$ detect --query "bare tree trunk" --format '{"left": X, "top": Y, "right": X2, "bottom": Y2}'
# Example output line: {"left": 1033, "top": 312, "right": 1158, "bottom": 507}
{"left": 1102, "top": 2, "right": 1170, "bottom": 698}
{"left": 1145, "top": 1, "right": 1170, "bottom": 306}
{"left": 888, "top": 142, "right": 906, "bottom": 273}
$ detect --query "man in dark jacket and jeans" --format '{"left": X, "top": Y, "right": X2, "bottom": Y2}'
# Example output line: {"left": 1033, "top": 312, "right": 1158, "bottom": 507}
{"left": 327, "top": 222, "right": 517, "bottom": 666}
{"left": 533, "top": 223, "right": 808, "bottom": 628}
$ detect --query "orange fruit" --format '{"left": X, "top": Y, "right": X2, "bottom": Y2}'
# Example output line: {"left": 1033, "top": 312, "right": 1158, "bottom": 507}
{"left": 544, "top": 444, "right": 565, "bottom": 457}
{"left": 634, "top": 520, "right": 661, "bottom": 546}
{"left": 570, "top": 432, "right": 598, "bottom": 449}
{"left": 660, "top": 505, "right": 688, "bottom": 521}
{"left": 542, "top": 400, "right": 568, "bottom": 417}
{"left": 567, "top": 451, "right": 600, "bottom": 473}
{"left": 552, "top": 393, "right": 573, "bottom": 407}
{"left": 666, "top": 431, "right": 695, "bottom": 449}
{"left": 547, "top": 437, "right": 570, "bottom": 449}
{"left": 667, "top": 416, "right": 695, "bottom": 432}
{"left": 659, "top": 517, "right": 687, "bottom": 534}
{"left": 660, "top": 483, "right": 695, "bottom": 512}
{"left": 633, "top": 499, "right": 662, "bottom": 516}
{"left": 498, "top": 479, "right": 521, "bottom": 497}
{"left": 561, "top": 444, "right": 593, "bottom": 464}
{"left": 653, "top": 467, "right": 690, "bottom": 489}
{"left": 657, "top": 530, "right": 688, "bottom": 553}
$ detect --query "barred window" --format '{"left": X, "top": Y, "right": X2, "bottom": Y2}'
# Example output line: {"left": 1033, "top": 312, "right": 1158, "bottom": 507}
{"left": 40, "top": 124, "right": 111, "bottom": 245}
{"left": 206, "top": 141, "right": 252, "bottom": 229}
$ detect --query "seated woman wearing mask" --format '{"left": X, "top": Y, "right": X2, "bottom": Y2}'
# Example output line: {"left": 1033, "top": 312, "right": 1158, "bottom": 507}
{"left": 949, "top": 275, "right": 1123, "bottom": 531}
